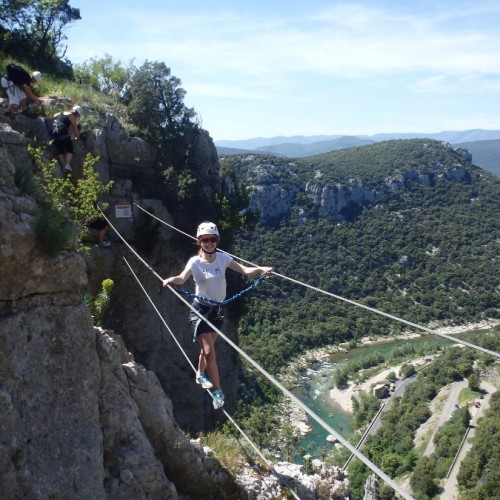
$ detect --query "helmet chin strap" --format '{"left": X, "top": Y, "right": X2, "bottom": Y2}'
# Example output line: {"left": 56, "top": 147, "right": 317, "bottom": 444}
{"left": 202, "top": 248, "right": 217, "bottom": 255}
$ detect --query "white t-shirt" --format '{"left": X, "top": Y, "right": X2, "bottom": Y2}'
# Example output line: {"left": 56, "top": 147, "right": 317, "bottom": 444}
{"left": 185, "top": 251, "right": 233, "bottom": 302}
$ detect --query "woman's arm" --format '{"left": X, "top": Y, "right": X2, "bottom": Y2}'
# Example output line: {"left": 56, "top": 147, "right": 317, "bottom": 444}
{"left": 228, "top": 260, "right": 273, "bottom": 277}
{"left": 162, "top": 266, "right": 192, "bottom": 287}
{"left": 23, "top": 84, "right": 43, "bottom": 105}
{"left": 69, "top": 115, "right": 80, "bottom": 140}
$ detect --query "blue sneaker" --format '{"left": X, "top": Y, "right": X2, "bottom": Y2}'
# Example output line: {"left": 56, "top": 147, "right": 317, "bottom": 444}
{"left": 196, "top": 372, "right": 213, "bottom": 389}
{"left": 212, "top": 390, "right": 225, "bottom": 409}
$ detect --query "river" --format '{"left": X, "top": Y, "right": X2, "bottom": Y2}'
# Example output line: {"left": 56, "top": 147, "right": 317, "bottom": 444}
{"left": 293, "top": 331, "right": 486, "bottom": 460}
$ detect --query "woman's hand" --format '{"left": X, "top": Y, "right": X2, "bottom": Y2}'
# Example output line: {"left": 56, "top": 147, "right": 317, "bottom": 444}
{"left": 260, "top": 267, "right": 273, "bottom": 278}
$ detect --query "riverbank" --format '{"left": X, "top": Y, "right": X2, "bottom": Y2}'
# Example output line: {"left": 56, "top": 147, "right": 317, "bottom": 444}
{"left": 328, "top": 362, "right": 410, "bottom": 413}
{"left": 288, "top": 319, "right": 500, "bottom": 427}
{"left": 328, "top": 319, "right": 500, "bottom": 413}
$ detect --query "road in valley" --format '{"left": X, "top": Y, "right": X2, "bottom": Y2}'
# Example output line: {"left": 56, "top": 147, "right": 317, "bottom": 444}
{"left": 440, "top": 381, "right": 496, "bottom": 500}
{"left": 423, "top": 380, "right": 468, "bottom": 457}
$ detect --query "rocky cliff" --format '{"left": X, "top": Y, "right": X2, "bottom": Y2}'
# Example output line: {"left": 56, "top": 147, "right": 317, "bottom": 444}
{"left": 0, "top": 107, "right": 349, "bottom": 499}
{"left": 240, "top": 145, "right": 474, "bottom": 225}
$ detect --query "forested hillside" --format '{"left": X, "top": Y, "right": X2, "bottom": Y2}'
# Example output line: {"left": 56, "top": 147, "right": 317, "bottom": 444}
{"left": 228, "top": 140, "right": 500, "bottom": 372}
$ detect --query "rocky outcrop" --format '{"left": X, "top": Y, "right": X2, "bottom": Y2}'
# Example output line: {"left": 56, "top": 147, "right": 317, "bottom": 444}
{"left": 236, "top": 460, "right": 349, "bottom": 499}
{"left": 242, "top": 141, "right": 477, "bottom": 225}
{"left": 306, "top": 179, "right": 376, "bottom": 220}
{"left": 0, "top": 119, "right": 233, "bottom": 497}
{"left": 248, "top": 184, "right": 300, "bottom": 224}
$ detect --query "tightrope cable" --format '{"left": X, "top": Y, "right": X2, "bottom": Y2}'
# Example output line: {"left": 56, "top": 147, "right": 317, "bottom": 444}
{"left": 162, "top": 273, "right": 414, "bottom": 500}
{"left": 123, "top": 257, "right": 301, "bottom": 499}
{"left": 134, "top": 203, "right": 500, "bottom": 359}
{"left": 105, "top": 209, "right": 413, "bottom": 499}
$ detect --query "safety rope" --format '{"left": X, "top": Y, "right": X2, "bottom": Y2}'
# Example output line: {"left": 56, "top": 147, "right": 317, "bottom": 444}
{"left": 175, "top": 275, "right": 263, "bottom": 305}
{"left": 100, "top": 211, "right": 414, "bottom": 500}
{"left": 123, "top": 257, "right": 301, "bottom": 499}
{"left": 134, "top": 203, "right": 500, "bottom": 359}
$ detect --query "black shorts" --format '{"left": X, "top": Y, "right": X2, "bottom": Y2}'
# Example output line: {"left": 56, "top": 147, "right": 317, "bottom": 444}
{"left": 53, "top": 136, "right": 73, "bottom": 155}
{"left": 88, "top": 219, "right": 107, "bottom": 231}
{"left": 189, "top": 301, "right": 224, "bottom": 340}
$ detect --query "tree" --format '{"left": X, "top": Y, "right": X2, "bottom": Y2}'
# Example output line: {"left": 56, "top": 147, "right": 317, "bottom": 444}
{"left": 124, "top": 60, "right": 196, "bottom": 140}
{"left": 74, "top": 54, "right": 133, "bottom": 97}
{"left": 0, "top": 0, "right": 80, "bottom": 74}
{"left": 468, "top": 373, "right": 481, "bottom": 392}
{"left": 411, "top": 457, "right": 439, "bottom": 498}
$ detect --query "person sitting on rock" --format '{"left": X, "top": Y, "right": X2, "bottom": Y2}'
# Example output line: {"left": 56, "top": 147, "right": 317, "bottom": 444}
{"left": 50, "top": 105, "right": 82, "bottom": 174}
{"left": 1, "top": 65, "right": 43, "bottom": 117}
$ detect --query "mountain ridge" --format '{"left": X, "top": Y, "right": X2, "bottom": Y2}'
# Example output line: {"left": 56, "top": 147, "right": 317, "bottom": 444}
{"left": 216, "top": 129, "right": 500, "bottom": 176}
{"left": 215, "top": 129, "right": 500, "bottom": 149}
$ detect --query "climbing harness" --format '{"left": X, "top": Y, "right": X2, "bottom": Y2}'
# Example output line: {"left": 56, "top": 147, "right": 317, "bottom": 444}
{"left": 176, "top": 275, "right": 264, "bottom": 306}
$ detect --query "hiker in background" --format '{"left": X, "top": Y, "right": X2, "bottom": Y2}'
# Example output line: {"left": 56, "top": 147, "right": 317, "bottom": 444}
{"left": 1, "top": 64, "right": 43, "bottom": 117}
{"left": 50, "top": 105, "right": 82, "bottom": 174}
{"left": 162, "top": 221, "right": 273, "bottom": 410}
{"left": 88, "top": 217, "right": 111, "bottom": 247}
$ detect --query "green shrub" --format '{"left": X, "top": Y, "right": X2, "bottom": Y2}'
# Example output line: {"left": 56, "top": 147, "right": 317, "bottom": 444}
{"left": 14, "top": 164, "right": 40, "bottom": 196}
{"left": 35, "top": 205, "right": 76, "bottom": 257}
{"left": 93, "top": 278, "right": 114, "bottom": 326}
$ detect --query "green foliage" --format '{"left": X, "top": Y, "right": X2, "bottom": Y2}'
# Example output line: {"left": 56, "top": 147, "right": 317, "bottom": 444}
{"left": 14, "top": 163, "right": 41, "bottom": 197}
{"left": 88, "top": 278, "right": 115, "bottom": 327}
{"left": 410, "top": 406, "right": 470, "bottom": 497}
{"left": 171, "top": 168, "right": 197, "bottom": 200}
{"left": 457, "top": 391, "right": 500, "bottom": 498}
{"left": 400, "top": 363, "right": 417, "bottom": 379}
{"left": 0, "top": 0, "right": 80, "bottom": 75}
{"left": 29, "top": 145, "right": 112, "bottom": 253}
{"left": 74, "top": 54, "right": 134, "bottom": 98}
{"left": 124, "top": 60, "right": 195, "bottom": 139}
{"left": 410, "top": 456, "right": 440, "bottom": 499}
{"left": 467, "top": 373, "right": 481, "bottom": 392}
{"left": 35, "top": 203, "right": 76, "bottom": 257}
{"left": 351, "top": 392, "right": 381, "bottom": 429}
{"left": 333, "top": 352, "right": 385, "bottom": 388}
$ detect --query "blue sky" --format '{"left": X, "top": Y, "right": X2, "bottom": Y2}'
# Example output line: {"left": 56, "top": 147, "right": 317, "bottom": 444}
{"left": 64, "top": 0, "right": 500, "bottom": 141}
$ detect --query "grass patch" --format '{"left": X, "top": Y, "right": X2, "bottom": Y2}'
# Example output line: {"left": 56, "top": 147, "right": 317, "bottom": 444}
{"left": 199, "top": 431, "right": 248, "bottom": 477}
{"left": 458, "top": 387, "right": 481, "bottom": 405}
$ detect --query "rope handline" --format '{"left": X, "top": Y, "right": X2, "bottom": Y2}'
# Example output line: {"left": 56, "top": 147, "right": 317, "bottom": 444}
{"left": 164, "top": 279, "right": 414, "bottom": 500}
{"left": 175, "top": 277, "right": 263, "bottom": 306}
{"left": 106, "top": 210, "right": 413, "bottom": 499}
{"left": 99, "top": 211, "right": 163, "bottom": 281}
{"left": 134, "top": 203, "right": 500, "bottom": 359}
{"left": 123, "top": 257, "right": 301, "bottom": 500}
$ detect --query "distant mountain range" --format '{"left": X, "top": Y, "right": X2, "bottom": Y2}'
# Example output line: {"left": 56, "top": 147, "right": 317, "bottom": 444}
{"left": 215, "top": 129, "right": 500, "bottom": 176}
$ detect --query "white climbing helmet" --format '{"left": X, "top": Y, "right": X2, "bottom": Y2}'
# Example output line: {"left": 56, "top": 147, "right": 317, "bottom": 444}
{"left": 31, "top": 71, "right": 42, "bottom": 82}
{"left": 72, "top": 105, "right": 83, "bottom": 116}
{"left": 196, "top": 221, "right": 219, "bottom": 238}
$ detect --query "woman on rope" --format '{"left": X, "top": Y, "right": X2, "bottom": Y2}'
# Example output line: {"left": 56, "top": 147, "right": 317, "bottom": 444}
{"left": 162, "top": 221, "right": 272, "bottom": 410}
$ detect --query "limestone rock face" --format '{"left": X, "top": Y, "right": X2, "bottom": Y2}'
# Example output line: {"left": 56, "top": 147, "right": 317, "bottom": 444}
{"left": 305, "top": 179, "right": 376, "bottom": 220}
{"left": 0, "top": 115, "right": 232, "bottom": 498}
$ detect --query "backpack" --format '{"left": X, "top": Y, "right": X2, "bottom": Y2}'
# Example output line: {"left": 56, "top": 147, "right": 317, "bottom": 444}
{"left": 52, "top": 115, "right": 70, "bottom": 140}
{"left": 6, "top": 64, "right": 32, "bottom": 86}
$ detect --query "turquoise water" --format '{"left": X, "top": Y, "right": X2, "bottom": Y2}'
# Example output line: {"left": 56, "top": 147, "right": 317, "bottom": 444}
{"left": 294, "top": 331, "right": 485, "bottom": 459}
